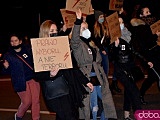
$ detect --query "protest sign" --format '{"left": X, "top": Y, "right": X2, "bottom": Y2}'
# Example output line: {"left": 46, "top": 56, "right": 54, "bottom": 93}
{"left": 60, "top": 9, "right": 76, "bottom": 28}
{"left": 31, "top": 36, "right": 73, "bottom": 72}
{"left": 109, "top": 0, "right": 123, "bottom": 11}
{"left": 106, "top": 12, "right": 121, "bottom": 43}
{"left": 88, "top": 3, "right": 94, "bottom": 15}
{"left": 65, "top": 0, "right": 92, "bottom": 15}
{"left": 150, "top": 20, "right": 160, "bottom": 34}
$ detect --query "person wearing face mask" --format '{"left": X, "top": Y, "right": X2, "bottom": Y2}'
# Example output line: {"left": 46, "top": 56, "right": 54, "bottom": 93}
{"left": 138, "top": 6, "right": 157, "bottom": 26}
{"left": 70, "top": 9, "right": 117, "bottom": 120}
{"left": 130, "top": 6, "right": 160, "bottom": 105}
{"left": 110, "top": 15, "right": 132, "bottom": 96}
{"left": 109, "top": 16, "right": 153, "bottom": 120}
{"left": 92, "top": 10, "right": 110, "bottom": 76}
{"left": 34, "top": 20, "right": 93, "bottom": 120}
{"left": 119, "top": 16, "right": 132, "bottom": 43}
{"left": 91, "top": 10, "right": 122, "bottom": 94}
{"left": 81, "top": 21, "right": 106, "bottom": 120}
{"left": 2, "top": 33, "right": 40, "bottom": 120}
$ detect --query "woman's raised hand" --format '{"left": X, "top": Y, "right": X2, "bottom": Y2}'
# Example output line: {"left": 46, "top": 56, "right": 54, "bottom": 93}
{"left": 76, "top": 9, "right": 82, "bottom": 19}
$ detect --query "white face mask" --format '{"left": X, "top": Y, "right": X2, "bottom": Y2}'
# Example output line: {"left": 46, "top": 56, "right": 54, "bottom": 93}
{"left": 82, "top": 29, "right": 91, "bottom": 39}
{"left": 120, "top": 23, "right": 124, "bottom": 30}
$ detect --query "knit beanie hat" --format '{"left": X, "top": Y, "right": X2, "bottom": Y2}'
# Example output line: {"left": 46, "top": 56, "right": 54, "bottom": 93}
{"left": 94, "top": 10, "right": 104, "bottom": 20}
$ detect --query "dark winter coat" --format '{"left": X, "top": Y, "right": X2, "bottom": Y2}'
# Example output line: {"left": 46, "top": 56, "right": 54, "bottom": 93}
{"left": 3, "top": 45, "right": 34, "bottom": 92}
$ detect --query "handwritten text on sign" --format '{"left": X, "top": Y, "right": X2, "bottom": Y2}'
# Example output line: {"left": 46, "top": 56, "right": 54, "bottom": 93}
{"left": 66, "top": 0, "right": 92, "bottom": 15}
{"left": 31, "top": 36, "right": 73, "bottom": 72}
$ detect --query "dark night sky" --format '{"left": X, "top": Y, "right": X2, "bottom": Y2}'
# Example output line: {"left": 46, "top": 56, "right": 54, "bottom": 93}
{"left": 0, "top": 0, "right": 160, "bottom": 53}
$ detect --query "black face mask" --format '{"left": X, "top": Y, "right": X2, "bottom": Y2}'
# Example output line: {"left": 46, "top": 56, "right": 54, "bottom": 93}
{"left": 141, "top": 15, "right": 156, "bottom": 25}
{"left": 50, "top": 33, "right": 58, "bottom": 37}
{"left": 10, "top": 44, "right": 22, "bottom": 50}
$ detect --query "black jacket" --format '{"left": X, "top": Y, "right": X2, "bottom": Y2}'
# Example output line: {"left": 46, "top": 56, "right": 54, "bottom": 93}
{"left": 109, "top": 38, "right": 148, "bottom": 65}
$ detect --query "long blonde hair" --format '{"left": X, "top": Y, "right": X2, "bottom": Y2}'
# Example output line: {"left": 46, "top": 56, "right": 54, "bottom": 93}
{"left": 39, "top": 20, "right": 56, "bottom": 38}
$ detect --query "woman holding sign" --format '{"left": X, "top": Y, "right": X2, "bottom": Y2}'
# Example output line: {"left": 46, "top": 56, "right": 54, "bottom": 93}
{"left": 35, "top": 20, "right": 93, "bottom": 120}
{"left": 109, "top": 16, "right": 153, "bottom": 120}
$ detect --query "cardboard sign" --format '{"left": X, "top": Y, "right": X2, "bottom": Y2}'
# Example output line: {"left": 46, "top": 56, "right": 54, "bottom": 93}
{"left": 65, "top": 0, "right": 92, "bottom": 15}
{"left": 88, "top": 3, "right": 94, "bottom": 15}
{"left": 60, "top": 9, "right": 76, "bottom": 28}
{"left": 30, "top": 36, "right": 73, "bottom": 72}
{"left": 106, "top": 12, "right": 121, "bottom": 43}
{"left": 150, "top": 20, "right": 160, "bottom": 34}
{"left": 109, "top": 0, "right": 123, "bottom": 11}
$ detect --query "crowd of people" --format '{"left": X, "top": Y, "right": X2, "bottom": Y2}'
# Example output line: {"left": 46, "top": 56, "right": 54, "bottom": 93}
{"left": 1, "top": 2, "right": 160, "bottom": 120}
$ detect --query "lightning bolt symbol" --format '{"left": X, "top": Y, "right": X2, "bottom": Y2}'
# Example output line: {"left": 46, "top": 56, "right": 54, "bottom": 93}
{"left": 111, "top": 0, "right": 115, "bottom": 9}
{"left": 64, "top": 52, "right": 69, "bottom": 61}
{"left": 72, "top": 0, "right": 80, "bottom": 8}
{"left": 72, "top": 0, "right": 88, "bottom": 8}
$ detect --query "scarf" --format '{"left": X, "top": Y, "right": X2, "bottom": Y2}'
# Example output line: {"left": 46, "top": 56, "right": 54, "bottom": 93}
{"left": 121, "top": 27, "right": 132, "bottom": 43}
